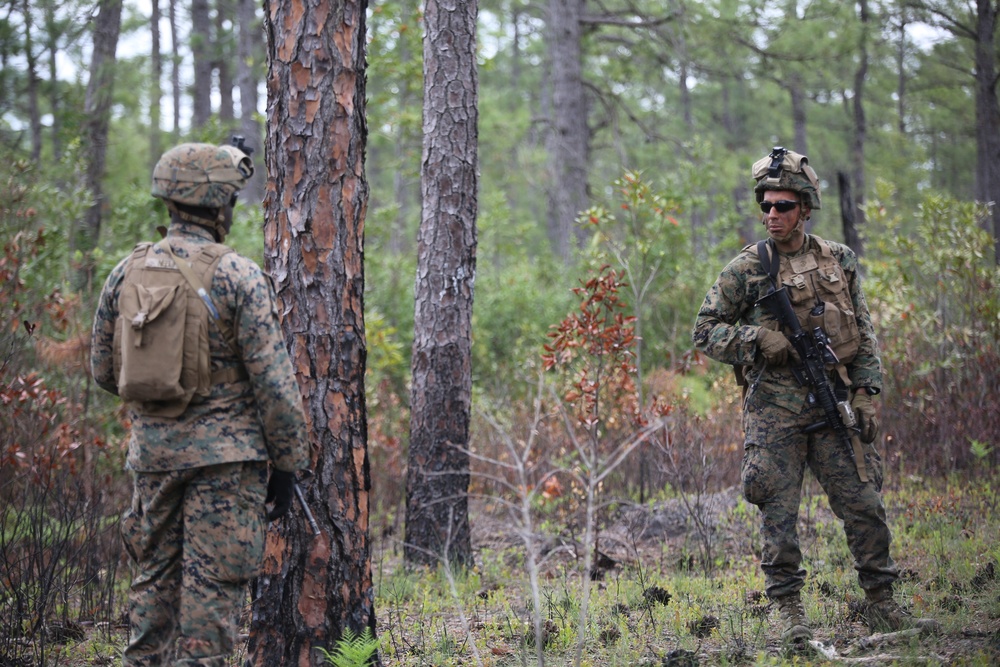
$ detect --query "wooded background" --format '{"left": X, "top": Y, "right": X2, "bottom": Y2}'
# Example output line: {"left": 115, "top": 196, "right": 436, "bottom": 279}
{"left": 4, "top": 0, "right": 998, "bottom": 262}
{"left": 2, "top": 0, "right": 999, "bottom": 663}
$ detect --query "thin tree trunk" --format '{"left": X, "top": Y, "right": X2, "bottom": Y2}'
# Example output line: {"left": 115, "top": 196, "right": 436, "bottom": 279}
{"left": 43, "top": 0, "right": 62, "bottom": 161}
{"left": 973, "top": 0, "right": 1000, "bottom": 262}
{"left": 249, "top": 0, "right": 376, "bottom": 664}
{"left": 236, "top": 0, "right": 263, "bottom": 203}
{"left": 671, "top": 0, "right": 692, "bottom": 130}
{"left": 546, "top": 0, "right": 589, "bottom": 262}
{"left": 150, "top": 0, "right": 162, "bottom": 169}
{"left": 896, "top": 8, "right": 907, "bottom": 134}
{"left": 22, "top": 0, "right": 42, "bottom": 162}
{"left": 169, "top": 0, "right": 180, "bottom": 136}
{"left": 77, "top": 0, "right": 123, "bottom": 291}
{"left": 0, "top": 5, "right": 9, "bottom": 124}
{"left": 389, "top": 3, "right": 417, "bottom": 255}
{"left": 789, "top": 76, "right": 808, "bottom": 156}
{"left": 216, "top": 0, "right": 234, "bottom": 122}
{"left": 850, "top": 0, "right": 869, "bottom": 255}
{"left": 404, "top": 0, "right": 479, "bottom": 570}
{"left": 839, "top": 170, "right": 860, "bottom": 251}
{"left": 191, "top": 0, "right": 212, "bottom": 127}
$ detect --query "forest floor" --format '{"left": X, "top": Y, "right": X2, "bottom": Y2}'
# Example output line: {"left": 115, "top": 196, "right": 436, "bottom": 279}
{"left": 40, "top": 474, "right": 1000, "bottom": 666}
{"left": 370, "top": 475, "right": 1000, "bottom": 666}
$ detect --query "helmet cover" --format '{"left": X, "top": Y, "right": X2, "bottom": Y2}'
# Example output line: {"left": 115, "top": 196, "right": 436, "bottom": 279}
{"left": 151, "top": 143, "right": 254, "bottom": 208}
{"left": 752, "top": 147, "right": 821, "bottom": 210}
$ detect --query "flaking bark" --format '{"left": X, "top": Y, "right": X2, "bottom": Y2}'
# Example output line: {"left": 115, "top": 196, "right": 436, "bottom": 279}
{"left": 249, "top": 0, "right": 376, "bottom": 664}
{"left": 404, "top": 0, "right": 479, "bottom": 570}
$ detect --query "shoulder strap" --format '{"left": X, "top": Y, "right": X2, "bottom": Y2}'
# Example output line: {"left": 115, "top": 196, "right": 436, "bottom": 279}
{"left": 756, "top": 239, "right": 780, "bottom": 290}
{"left": 156, "top": 239, "right": 240, "bottom": 357}
{"left": 123, "top": 242, "right": 153, "bottom": 271}
{"left": 809, "top": 234, "right": 834, "bottom": 258}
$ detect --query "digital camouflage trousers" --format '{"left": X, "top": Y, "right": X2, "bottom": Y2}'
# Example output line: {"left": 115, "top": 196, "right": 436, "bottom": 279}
{"left": 120, "top": 461, "right": 268, "bottom": 667}
{"left": 741, "top": 396, "right": 898, "bottom": 599}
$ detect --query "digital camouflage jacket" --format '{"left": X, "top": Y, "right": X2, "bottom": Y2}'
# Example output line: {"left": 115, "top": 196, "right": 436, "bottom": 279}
{"left": 91, "top": 222, "right": 309, "bottom": 473}
{"left": 692, "top": 234, "right": 883, "bottom": 414}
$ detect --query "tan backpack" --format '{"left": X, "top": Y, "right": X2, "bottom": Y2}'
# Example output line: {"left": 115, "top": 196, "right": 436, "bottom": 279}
{"left": 113, "top": 239, "right": 242, "bottom": 418}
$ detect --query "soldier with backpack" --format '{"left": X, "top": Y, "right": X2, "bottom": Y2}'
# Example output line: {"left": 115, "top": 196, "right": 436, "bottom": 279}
{"left": 692, "top": 147, "right": 937, "bottom": 648}
{"left": 90, "top": 141, "right": 309, "bottom": 666}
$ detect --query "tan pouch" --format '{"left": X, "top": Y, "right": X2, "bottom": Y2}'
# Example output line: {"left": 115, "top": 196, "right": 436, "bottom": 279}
{"left": 117, "top": 278, "right": 189, "bottom": 403}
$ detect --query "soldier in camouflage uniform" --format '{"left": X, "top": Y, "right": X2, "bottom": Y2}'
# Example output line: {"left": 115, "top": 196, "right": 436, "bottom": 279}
{"left": 692, "top": 148, "right": 936, "bottom": 644}
{"left": 91, "top": 143, "right": 309, "bottom": 666}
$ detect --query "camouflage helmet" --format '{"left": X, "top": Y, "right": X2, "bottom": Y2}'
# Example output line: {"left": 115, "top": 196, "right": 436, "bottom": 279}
{"left": 151, "top": 143, "right": 254, "bottom": 208}
{"left": 751, "top": 146, "right": 821, "bottom": 210}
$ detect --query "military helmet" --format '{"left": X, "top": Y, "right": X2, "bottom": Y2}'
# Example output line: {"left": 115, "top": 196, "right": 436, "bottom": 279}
{"left": 751, "top": 146, "right": 821, "bottom": 210}
{"left": 151, "top": 143, "right": 254, "bottom": 209}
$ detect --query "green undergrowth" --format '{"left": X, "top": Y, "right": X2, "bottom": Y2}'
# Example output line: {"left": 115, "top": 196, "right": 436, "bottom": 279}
{"left": 373, "top": 475, "right": 1000, "bottom": 666}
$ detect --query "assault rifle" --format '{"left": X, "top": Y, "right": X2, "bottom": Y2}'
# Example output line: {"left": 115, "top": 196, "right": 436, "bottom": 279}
{"left": 756, "top": 287, "right": 870, "bottom": 482}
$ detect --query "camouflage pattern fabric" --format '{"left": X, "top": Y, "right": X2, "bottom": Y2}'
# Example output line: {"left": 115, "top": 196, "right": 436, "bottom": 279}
{"left": 91, "top": 220, "right": 309, "bottom": 665}
{"left": 151, "top": 143, "right": 252, "bottom": 209}
{"left": 751, "top": 150, "right": 822, "bottom": 210}
{"left": 91, "top": 221, "right": 309, "bottom": 473}
{"left": 693, "top": 234, "right": 896, "bottom": 599}
{"left": 120, "top": 461, "right": 267, "bottom": 667}
{"left": 742, "top": 397, "right": 895, "bottom": 597}
{"left": 693, "top": 235, "right": 882, "bottom": 402}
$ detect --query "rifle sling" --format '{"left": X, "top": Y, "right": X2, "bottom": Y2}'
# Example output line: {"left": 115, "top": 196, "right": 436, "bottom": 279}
{"left": 757, "top": 239, "right": 780, "bottom": 289}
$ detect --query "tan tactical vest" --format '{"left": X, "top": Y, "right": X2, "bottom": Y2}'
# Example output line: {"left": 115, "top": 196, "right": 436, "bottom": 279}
{"left": 750, "top": 236, "right": 861, "bottom": 366}
{"left": 112, "top": 240, "right": 242, "bottom": 418}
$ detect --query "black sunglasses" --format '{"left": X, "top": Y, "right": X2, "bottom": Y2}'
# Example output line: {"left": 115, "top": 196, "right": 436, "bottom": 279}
{"left": 760, "top": 200, "right": 800, "bottom": 214}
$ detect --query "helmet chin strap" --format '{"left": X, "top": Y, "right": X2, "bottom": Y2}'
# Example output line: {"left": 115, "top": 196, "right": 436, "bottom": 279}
{"left": 762, "top": 215, "right": 806, "bottom": 245}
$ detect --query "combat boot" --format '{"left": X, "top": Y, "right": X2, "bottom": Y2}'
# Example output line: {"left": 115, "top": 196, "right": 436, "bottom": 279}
{"left": 865, "top": 585, "right": 940, "bottom": 634}
{"left": 774, "top": 592, "right": 812, "bottom": 643}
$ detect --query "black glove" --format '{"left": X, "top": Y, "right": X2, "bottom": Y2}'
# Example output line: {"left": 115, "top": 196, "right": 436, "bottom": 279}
{"left": 266, "top": 469, "right": 296, "bottom": 521}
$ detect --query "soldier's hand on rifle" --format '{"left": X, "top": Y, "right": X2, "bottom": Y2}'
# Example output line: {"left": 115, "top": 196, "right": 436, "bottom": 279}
{"left": 852, "top": 391, "right": 879, "bottom": 444}
{"left": 266, "top": 469, "right": 296, "bottom": 521}
{"left": 757, "top": 328, "right": 796, "bottom": 366}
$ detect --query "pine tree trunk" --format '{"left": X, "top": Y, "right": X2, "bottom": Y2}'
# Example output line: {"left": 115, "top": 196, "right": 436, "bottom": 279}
{"left": 839, "top": 171, "right": 860, "bottom": 252}
{"left": 973, "top": 0, "right": 1000, "bottom": 262}
{"left": 788, "top": 76, "right": 807, "bottom": 157}
{"left": 850, "top": 0, "right": 869, "bottom": 256}
{"left": 43, "top": 0, "right": 62, "bottom": 161}
{"left": 22, "top": 0, "right": 41, "bottom": 162}
{"left": 236, "top": 0, "right": 263, "bottom": 203}
{"left": 545, "top": 0, "right": 589, "bottom": 262}
{"left": 191, "top": 0, "right": 212, "bottom": 127}
{"left": 169, "top": 0, "right": 180, "bottom": 136}
{"left": 404, "top": 0, "right": 479, "bottom": 571}
{"left": 150, "top": 0, "right": 162, "bottom": 170}
{"left": 216, "top": 0, "right": 234, "bottom": 122}
{"left": 77, "top": 0, "right": 122, "bottom": 291}
{"left": 248, "top": 0, "right": 376, "bottom": 664}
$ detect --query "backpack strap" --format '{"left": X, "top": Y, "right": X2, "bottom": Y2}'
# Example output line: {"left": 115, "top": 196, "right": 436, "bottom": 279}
{"left": 121, "top": 242, "right": 153, "bottom": 277}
